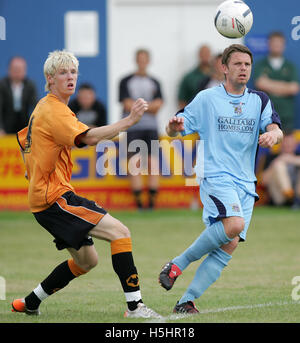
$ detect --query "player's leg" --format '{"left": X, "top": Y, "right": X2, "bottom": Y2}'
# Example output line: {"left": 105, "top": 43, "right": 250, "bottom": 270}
{"left": 174, "top": 188, "right": 255, "bottom": 312}
{"left": 221, "top": 236, "right": 240, "bottom": 255}
{"left": 159, "top": 218, "right": 235, "bottom": 291}
{"left": 12, "top": 247, "right": 95, "bottom": 314}
{"left": 90, "top": 213, "right": 161, "bottom": 318}
{"left": 17, "top": 245, "right": 97, "bottom": 313}
{"left": 171, "top": 215, "right": 244, "bottom": 271}
{"left": 67, "top": 244, "right": 98, "bottom": 272}
{"left": 174, "top": 238, "right": 238, "bottom": 311}
{"left": 12, "top": 192, "right": 104, "bottom": 315}
{"left": 174, "top": 177, "right": 244, "bottom": 266}
{"left": 159, "top": 176, "right": 242, "bottom": 292}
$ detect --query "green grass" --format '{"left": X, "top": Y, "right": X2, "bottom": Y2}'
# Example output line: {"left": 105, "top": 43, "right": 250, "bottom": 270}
{"left": 1, "top": 207, "right": 300, "bottom": 323}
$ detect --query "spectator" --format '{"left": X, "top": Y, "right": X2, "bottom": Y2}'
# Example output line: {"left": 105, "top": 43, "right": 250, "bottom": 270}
{"left": 0, "top": 56, "right": 37, "bottom": 134}
{"left": 69, "top": 83, "right": 107, "bottom": 127}
{"left": 253, "top": 31, "right": 300, "bottom": 131}
{"left": 119, "top": 49, "right": 163, "bottom": 209}
{"left": 261, "top": 131, "right": 300, "bottom": 208}
{"left": 198, "top": 53, "right": 224, "bottom": 91}
{"left": 177, "top": 44, "right": 212, "bottom": 108}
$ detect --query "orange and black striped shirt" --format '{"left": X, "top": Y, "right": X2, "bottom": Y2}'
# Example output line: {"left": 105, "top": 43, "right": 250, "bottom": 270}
{"left": 17, "top": 93, "right": 89, "bottom": 212}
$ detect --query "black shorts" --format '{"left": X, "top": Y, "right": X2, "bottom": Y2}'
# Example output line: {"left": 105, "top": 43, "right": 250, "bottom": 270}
{"left": 33, "top": 191, "right": 107, "bottom": 251}
{"left": 126, "top": 129, "right": 159, "bottom": 158}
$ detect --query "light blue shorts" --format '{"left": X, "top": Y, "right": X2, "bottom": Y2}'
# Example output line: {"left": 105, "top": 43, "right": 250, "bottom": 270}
{"left": 199, "top": 175, "right": 257, "bottom": 241}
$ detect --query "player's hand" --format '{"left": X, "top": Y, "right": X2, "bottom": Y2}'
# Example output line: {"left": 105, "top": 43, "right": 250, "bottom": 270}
{"left": 128, "top": 98, "right": 148, "bottom": 125}
{"left": 258, "top": 131, "right": 278, "bottom": 148}
{"left": 167, "top": 116, "right": 185, "bottom": 136}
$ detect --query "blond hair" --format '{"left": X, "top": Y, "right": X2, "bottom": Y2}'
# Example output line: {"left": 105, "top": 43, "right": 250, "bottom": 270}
{"left": 43, "top": 50, "right": 79, "bottom": 92}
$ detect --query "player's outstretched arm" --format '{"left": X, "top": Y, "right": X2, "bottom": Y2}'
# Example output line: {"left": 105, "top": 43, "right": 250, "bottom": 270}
{"left": 79, "top": 98, "right": 148, "bottom": 146}
{"left": 166, "top": 116, "right": 185, "bottom": 137}
{"left": 258, "top": 123, "right": 283, "bottom": 148}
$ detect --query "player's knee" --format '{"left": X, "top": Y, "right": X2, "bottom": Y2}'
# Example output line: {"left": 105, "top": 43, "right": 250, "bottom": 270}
{"left": 87, "top": 254, "right": 99, "bottom": 270}
{"left": 224, "top": 217, "right": 245, "bottom": 238}
{"left": 78, "top": 254, "right": 99, "bottom": 272}
{"left": 118, "top": 222, "right": 131, "bottom": 238}
{"left": 76, "top": 251, "right": 98, "bottom": 273}
{"left": 231, "top": 217, "right": 245, "bottom": 236}
{"left": 111, "top": 221, "right": 131, "bottom": 240}
{"left": 69, "top": 255, "right": 98, "bottom": 275}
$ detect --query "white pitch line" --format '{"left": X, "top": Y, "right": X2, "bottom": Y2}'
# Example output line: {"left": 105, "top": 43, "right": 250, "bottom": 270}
{"left": 197, "top": 300, "right": 293, "bottom": 314}
{"left": 146, "top": 300, "right": 299, "bottom": 323}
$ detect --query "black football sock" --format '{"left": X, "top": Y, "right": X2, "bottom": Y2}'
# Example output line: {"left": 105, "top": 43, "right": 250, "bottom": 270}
{"left": 111, "top": 238, "right": 142, "bottom": 311}
{"left": 25, "top": 259, "right": 86, "bottom": 310}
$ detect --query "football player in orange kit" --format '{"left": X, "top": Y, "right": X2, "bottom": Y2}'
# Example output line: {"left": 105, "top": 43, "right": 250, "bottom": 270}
{"left": 12, "top": 50, "right": 161, "bottom": 319}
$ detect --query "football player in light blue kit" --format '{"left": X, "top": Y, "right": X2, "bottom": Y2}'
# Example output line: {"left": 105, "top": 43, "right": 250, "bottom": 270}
{"left": 159, "top": 44, "right": 283, "bottom": 314}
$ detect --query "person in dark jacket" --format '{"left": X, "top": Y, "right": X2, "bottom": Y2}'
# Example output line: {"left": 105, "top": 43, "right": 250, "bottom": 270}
{"left": 69, "top": 83, "right": 107, "bottom": 128}
{"left": 0, "top": 56, "right": 37, "bottom": 134}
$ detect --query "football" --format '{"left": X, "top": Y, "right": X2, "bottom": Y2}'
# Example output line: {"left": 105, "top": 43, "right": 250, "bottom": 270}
{"left": 214, "top": 0, "right": 253, "bottom": 38}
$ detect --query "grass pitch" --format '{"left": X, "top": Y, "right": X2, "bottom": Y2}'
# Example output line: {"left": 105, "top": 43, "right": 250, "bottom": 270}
{"left": 1, "top": 207, "right": 300, "bottom": 323}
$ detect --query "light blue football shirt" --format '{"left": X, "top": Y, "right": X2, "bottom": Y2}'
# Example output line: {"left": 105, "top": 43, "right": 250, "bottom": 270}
{"left": 177, "top": 84, "right": 281, "bottom": 184}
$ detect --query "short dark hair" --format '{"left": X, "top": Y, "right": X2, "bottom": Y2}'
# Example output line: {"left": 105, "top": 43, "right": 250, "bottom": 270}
{"left": 268, "top": 31, "right": 285, "bottom": 40}
{"left": 78, "top": 83, "right": 95, "bottom": 91}
{"left": 222, "top": 44, "right": 253, "bottom": 66}
{"left": 135, "top": 49, "right": 150, "bottom": 58}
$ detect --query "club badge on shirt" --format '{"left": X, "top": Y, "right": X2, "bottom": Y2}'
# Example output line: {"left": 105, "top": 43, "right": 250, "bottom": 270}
{"left": 231, "top": 203, "right": 241, "bottom": 212}
{"left": 230, "top": 101, "right": 245, "bottom": 115}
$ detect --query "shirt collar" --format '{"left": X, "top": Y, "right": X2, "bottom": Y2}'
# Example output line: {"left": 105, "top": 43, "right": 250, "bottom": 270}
{"left": 220, "top": 83, "right": 247, "bottom": 98}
